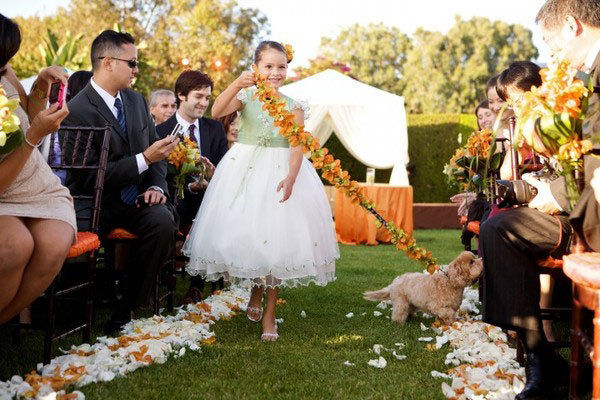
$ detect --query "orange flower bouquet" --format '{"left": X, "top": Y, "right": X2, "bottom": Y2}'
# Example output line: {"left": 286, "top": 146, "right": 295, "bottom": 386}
{"left": 166, "top": 135, "right": 207, "bottom": 199}
{"left": 514, "top": 58, "right": 592, "bottom": 210}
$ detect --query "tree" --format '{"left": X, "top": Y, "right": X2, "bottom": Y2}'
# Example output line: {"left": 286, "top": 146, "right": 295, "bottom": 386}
{"left": 402, "top": 16, "right": 539, "bottom": 114}
{"left": 9, "top": 0, "right": 268, "bottom": 98}
{"left": 318, "top": 23, "right": 412, "bottom": 95}
{"left": 290, "top": 56, "right": 354, "bottom": 82}
{"left": 38, "top": 30, "right": 86, "bottom": 70}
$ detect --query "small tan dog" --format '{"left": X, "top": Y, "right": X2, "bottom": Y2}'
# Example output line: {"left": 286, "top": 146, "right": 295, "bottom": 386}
{"left": 363, "top": 251, "right": 482, "bottom": 324}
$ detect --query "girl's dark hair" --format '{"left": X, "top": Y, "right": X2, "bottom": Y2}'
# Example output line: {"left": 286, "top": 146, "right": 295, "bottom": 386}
{"left": 486, "top": 75, "right": 499, "bottom": 97}
{"left": 254, "top": 41, "right": 287, "bottom": 64}
{"left": 496, "top": 61, "right": 542, "bottom": 102}
{"left": 475, "top": 99, "right": 490, "bottom": 130}
{"left": 66, "top": 70, "right": 92, "bottom": 102}
{"left": 215, "top": 112, "right": 238, "bottom": 136}
{"left": 0, "top": 14, "right": 21, "bottom": 72}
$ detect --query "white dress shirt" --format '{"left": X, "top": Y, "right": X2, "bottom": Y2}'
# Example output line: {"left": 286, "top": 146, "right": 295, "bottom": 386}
{"left": 584, "top": 38, "right": 600, "bottom": 73}
{"left": 175, "top": 111, "right": 200, "bottom": 151}
{"left": 90, "top": 78, "right": 148, "bottom": 174}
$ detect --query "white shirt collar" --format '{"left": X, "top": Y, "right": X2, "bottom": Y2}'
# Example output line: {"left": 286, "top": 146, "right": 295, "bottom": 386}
{"left": 175, "top": 111, "right": 199, "bottom": 136}
{"left": 90, "top": 77, "right": 122, "bottom": 119}
{"left": 584, "top": 38, "right": 600, "bottom": 72}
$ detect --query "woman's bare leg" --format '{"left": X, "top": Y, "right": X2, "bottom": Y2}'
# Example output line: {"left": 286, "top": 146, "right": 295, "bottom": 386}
{"left": 539, "top": 274, "right": 555, "bottom": 342}
{"left": 0, "top": 219, "right": 73, "bottom": 324}
{"left": 0, "top": 216, "right": 34, "bottom": 313}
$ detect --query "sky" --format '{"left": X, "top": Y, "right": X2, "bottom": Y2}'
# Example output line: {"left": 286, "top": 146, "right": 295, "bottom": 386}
{"left": 2, "top": 0, "right": 550, "bottom": 68}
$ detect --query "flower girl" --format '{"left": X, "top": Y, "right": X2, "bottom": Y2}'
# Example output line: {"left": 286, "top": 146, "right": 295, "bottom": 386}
{"left": 183, "top": 41, "right": 339, "bottom": 341}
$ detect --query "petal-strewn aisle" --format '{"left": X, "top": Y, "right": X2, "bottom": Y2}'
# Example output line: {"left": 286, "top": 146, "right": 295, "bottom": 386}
{"left": 0, "top": 288, "right": 250, "bottom": 400}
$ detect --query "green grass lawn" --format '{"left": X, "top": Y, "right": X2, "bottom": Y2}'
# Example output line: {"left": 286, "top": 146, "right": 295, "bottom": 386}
{"left": 1, "top": 230, "right": 465, "bottom": 399}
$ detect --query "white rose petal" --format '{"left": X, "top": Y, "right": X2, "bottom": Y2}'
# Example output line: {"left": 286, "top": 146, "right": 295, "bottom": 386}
{"left": 345, "top": 312, "right": 354, "bottom": 319}
{"left": 392, "top": 351, "right": 407, "bottom": 361}
{"left": 300, "top": 311, "right": 306, "bottom": 318}
{"left": 373, "top": 344, "right": 383, "bottom": 355}
{"left": 431, "top": 370, "right": 451, "bottom": 379}
{"left": 373, "top": 311, "right": 383, "bottom": 317}
{"left": 418, "top": 337, "right": 433, "bottom": 342}
{"left": 343, "top": 361, "right": 355, "bottom": 367}
{"left": 376, "top": 301, "right": 388, "bottom": 310}
{"left": 420, "top": 322, "right": 429, "bottom": 331}
{"left": 367, "top": 356, "right": 387, "bottom": 369}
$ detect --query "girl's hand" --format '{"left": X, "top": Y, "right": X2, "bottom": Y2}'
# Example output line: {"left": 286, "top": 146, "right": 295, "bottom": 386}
{"left": 28, "top": 102, "right": 70, "bottom": 142}
{"left": 234, "top": 71, "right": 256, "bottom": 89}
{"left": 276, "top": 176, "right": 295, "bottom": 203}
{"left": 199, "top": 156, "right": 215, "bottom": 177}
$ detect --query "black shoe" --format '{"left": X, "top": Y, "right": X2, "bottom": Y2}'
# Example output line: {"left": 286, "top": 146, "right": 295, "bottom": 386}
{"left": 102, "top": 306, "right": 132, "bottom": 335}
{"left": 516, "top": 353, "right": 549, "bottom": 400}
{"left": 547, "top": 351, "right": 569, "bottom": 385}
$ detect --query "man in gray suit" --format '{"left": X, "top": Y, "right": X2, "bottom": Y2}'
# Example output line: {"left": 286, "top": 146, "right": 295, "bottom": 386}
{"left": 63, "top": 30, "right": 179, "bottom": 332}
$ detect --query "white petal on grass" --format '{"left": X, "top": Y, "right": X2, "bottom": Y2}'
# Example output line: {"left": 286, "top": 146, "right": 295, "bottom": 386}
{"left": 300, "top": 310, "right": 306, "bottom": 318}
{"left": 343, "top": 361, "right": 355, "bottom": 367}
{"left": 395, "top": 342, "right": 405, "bottom": 349}
{"left": 420, "top": 322, "right": 429, "bottom": 331}
{"left": 431, "top": 370, "right": 451, "bottom": 379}
{"left": 373, "top": 311, "right": 383, "bottom": 317}
{"left": 275, "top": 318, "right": 284, "bottom": 324}
{"left": 373, "top": 344, "right": 383, "bottom": 355}
{"left": 345, "top": 312, "right": 354, "bottom": 319}
{"left": 367, "top": 356, "right": 387, "bottom": 369}
{"left": 376, "top": 301, "right": 388, "bottom": 310}
{"left": 392, "top": 351, "right": 407, "bottom": 360}
{"left": 418, "top": 337, "right": 433, "bottom": 342}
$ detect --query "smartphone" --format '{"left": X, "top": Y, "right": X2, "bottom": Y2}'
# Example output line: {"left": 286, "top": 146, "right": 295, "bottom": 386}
{"left": 49, "top": 82, "right": 67, "bottom": 109}
{"left": 168, "top": 123, "right": 182, "bottom": 139}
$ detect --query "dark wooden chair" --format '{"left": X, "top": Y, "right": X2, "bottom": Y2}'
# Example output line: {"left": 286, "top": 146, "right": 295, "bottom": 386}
{"left": 10, "top": 125, "right": 111, "bottom": 364}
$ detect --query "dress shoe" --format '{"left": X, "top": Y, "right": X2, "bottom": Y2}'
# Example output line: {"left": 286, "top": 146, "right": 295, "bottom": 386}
{"left": 516, "top": 352, "right": 549, "bottom": 400}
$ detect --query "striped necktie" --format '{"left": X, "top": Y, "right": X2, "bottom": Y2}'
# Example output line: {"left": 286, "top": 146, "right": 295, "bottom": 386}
{"left": 115, "top": 97, "right": 139, "bottom": 205}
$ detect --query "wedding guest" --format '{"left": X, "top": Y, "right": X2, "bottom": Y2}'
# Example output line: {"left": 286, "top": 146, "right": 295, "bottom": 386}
{"left": 215, "top": 112, "right": 239, "bottom": 148}
{"left": 482, "top": 1, "right": 600, "bottom": 398}
{"left": 475, "top": 100, "right": 494, "bottom": 130}
{"left": 62, "top": 30, "right": 179, "bottom": 333}
{"left": 0, "top": 14, "right": 74, "bottom": 324}
{"left": 156, "top": 70, "right": 228, "bottom": 304}
{"left": 149, "top": 89, "right": 176, "bottom": 125}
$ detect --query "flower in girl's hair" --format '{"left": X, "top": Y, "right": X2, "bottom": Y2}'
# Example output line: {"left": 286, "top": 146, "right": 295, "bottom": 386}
{"left": 282, "top": 43, "right": 294, "bottom": 63}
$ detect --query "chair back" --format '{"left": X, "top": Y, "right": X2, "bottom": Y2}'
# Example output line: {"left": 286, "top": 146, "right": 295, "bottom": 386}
{"left": 51, "top": 125, "right": 111, "bottom": 233}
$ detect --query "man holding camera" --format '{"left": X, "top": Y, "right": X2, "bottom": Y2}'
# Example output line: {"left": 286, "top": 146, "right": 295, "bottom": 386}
{"left": 480, "top": 1, "right": 600, "bottom": 398}
{"left": 63, "top": 30, "right": 179, "bottom": 333}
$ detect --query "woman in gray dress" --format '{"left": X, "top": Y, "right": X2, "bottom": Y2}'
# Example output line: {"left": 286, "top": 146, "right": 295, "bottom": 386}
{"left": 0, "top": 14, "right": 74, "bottom": 324}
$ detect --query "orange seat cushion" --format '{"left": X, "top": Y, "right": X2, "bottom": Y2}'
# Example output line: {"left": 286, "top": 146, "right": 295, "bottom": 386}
{"left": 466, "top": 221, "right": 480, "bottom": 235}
{"left": 537, "top": 255, "right": 564, "bottom": 269}
{"left": 564, "top": 253, "right": 600, "bottom": 289}
{"left": 67, "top": 232, "right": 101, "bottom": 258}
{"left": 105, "top": 228, "right": 139, "bottom": 240}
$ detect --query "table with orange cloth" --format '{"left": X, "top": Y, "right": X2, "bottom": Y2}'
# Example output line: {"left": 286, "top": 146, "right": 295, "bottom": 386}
{"left": 334, "top": 184, "right": 413, "bottom": 245}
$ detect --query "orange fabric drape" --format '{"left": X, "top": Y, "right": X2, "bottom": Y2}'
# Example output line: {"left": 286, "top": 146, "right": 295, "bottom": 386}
{"left": 334, "top": 184, "right": 413, "bottom": 245}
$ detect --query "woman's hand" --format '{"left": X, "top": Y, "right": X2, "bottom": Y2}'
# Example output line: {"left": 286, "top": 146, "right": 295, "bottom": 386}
{"left": 199, "top": 156, "right": 215, "bottom": 177}
{"left": 234, "top": 71, "right": 256, "bottom": 90}
{"left": 38, "top": 66, "right": 68, "bottom": 87}
{"left": 276, "top": 176, "right": 296, "bottom": 203}
{"left": 28, "top": 102, "right": 69, "bottom": 143}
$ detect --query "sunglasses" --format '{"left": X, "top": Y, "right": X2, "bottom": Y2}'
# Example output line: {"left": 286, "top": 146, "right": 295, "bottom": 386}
{"left": 98, "top": 56, "right": 138, "bottom": 69}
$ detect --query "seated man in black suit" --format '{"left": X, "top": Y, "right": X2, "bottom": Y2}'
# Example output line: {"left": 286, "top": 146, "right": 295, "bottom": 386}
{"left": 156, "top": 70, "right": 228, "bottom": 303}
{"left": 63, "top": 30, "right": 179, "bottom": 332}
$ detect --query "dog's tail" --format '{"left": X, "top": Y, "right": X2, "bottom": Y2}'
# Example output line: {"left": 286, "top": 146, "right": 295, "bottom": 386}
{"left": 363, "top": 285, "right": 391, "bottom": 302}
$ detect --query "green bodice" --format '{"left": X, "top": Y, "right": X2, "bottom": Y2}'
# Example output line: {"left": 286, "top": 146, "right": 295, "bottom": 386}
{"left": 236, "top": 87, "right": 302, "bottom": 148}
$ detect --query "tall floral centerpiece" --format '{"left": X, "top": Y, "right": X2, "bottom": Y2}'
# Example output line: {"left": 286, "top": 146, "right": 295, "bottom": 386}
{"left": 514, "top": 59, "right": 591, "bottom": 210}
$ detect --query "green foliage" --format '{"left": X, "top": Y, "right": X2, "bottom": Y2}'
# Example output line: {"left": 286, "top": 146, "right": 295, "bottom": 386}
{"left": 38, "top": 29, "right": 86, "bottom": 69}
{"left": 402, "top": 16, "right": 539, "bottom": 114}
{"left": 319, "top": 23, "right": 412, "bottom": 95}
{"left": 408, "top": 114, "right": 478, "bottom": 203}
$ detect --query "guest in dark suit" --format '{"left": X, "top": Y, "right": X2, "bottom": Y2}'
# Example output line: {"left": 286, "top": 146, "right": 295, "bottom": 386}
{"left": 481, "top": 1, "right": 600, "bottom": 398}
{"left": 62, "top": 30, "right": 179, "bottom": 332}
{"left": 156, "top": 70, "right": 228, "bottom": 303}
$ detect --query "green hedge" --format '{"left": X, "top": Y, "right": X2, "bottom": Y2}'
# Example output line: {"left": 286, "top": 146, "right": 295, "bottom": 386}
{"left": 321, "top": 114, "right": 477, "bottom": 203}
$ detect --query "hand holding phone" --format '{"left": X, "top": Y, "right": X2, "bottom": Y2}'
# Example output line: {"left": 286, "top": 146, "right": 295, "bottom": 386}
{"left": 49, "top": 81, "right": 67, "bottom": 109}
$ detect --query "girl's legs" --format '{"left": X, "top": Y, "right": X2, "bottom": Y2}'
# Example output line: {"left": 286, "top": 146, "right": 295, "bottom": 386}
{"left": 539, "top": 274, "right": 555, "bottom": 342}
{"left": 247, "top": 285, "right": 264, "bottom": 321}
{"left": 0, "top": 216, "right": 34, "bottom": 314}
{"left": 261, "top": 286, "right": 279, "bottom": 341}
{"left": 0, "top": 218, "right": 73, "bottom": 324}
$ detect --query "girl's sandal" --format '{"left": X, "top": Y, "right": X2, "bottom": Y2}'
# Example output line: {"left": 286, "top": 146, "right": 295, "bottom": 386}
{"left": 246, "top": 306, "right": 263, "bottom": 322}
{"left": 260, "top": 332, "right": 279, "bottom": 342}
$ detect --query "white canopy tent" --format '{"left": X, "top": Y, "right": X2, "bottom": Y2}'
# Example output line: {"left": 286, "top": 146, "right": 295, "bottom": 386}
{"left": 280, "top": 69, "right": 409, "bottom": 186}
{"left": 19, "top": 68, "right": 75, "bottom": 94}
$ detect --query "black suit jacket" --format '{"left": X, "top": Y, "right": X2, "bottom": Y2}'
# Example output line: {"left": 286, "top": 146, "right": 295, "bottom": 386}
{"left": 62, "top": 82, "right": 168, "bottom": 207}
{"left": 156, "top": 113, "right": 228, "bottom": 225}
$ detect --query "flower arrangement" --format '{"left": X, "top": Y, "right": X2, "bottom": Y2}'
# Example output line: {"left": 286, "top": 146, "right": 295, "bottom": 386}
{"left": 282, "top": 43, "right": 294, "bottom": 63}
{"left": 166, "top": 134, "right": 207, "bottom": 199}
{"left": 514, "top": 58, "right": 592, "bottom": 210}
{"left": 444, "top": 129, "right": 501, "bottom": 194}
{"left": 251, "top": 67, "right": 439, "bottom": 272}
{"left": 0, "top": 83, "right": 24, "bottom": 154}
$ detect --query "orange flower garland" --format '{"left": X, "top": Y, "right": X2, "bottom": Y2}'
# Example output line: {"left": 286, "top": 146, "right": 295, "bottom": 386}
{"left": 251, "top": 69, "right": 439, "bottom": 272}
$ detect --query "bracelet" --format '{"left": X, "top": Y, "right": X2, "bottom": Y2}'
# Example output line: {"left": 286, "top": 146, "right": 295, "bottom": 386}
{"left": 24, "top": 130, "right": 42, "bottom": 148}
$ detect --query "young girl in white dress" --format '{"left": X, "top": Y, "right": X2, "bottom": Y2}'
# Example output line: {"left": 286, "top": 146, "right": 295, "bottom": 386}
{"left": 183, "top": 41, "right": 339, "bottom": 341}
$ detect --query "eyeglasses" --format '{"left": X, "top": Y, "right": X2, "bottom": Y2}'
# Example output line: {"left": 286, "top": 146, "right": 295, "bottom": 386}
{"left": 98, "top": 56, "right": 138, "bottom": 69}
